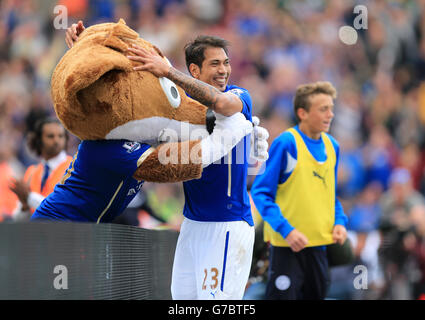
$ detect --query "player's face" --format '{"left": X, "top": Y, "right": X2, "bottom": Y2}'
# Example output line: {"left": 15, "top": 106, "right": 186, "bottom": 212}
{"left": 41, "top": 123, "right": 66, "bottom": 159}
{"left": 298, "top": 93, "right": 334, "bottom": 139}
{"left": 198, "top": 47, "right": 231, "bottom": 92}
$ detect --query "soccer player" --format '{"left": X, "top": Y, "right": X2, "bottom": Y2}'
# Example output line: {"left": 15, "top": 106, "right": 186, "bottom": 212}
{"left": 10, "top": 117, "right": 72, "bottom": 220}
{"left": 67, "top": 23, "right": 269, "bottom": 299}
{"left": 251, "top": 81, "right": 348, "bottom": 300}
{"left": 127, "top": 36, "right": 268, "bottom": 299}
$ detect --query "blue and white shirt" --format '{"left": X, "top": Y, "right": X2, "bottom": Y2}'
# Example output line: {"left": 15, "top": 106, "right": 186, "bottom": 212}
{"left": 182, "top": 84, "right": 254, "bottom": 226}
{"left": 32, "top": 140, "right": 152, "bottom": 222}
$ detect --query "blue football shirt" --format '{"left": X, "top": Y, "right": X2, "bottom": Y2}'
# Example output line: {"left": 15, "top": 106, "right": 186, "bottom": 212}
{"left": 32, "top": 140, "right": 152, "bottom": 222}
{"left": 182, "top": 84, "right": 254, "bottom": 226}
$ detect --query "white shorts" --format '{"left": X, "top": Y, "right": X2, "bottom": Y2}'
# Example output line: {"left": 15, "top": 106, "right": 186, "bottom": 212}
{"left": 171, "top": 218, "right": 255, "bottom": 300}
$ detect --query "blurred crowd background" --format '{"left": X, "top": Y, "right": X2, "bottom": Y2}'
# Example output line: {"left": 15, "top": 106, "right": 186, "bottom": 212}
{"left": 1, "top": 0, "right": 425, "bottom": 300}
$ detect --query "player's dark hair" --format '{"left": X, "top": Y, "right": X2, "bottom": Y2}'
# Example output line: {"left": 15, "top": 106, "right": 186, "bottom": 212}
{"left": 293, "top": 81, "right": 337, "bottom": 122}
{"left": 27, "top": 117, "right": 68, "bottom": 156}
{"left": 184, "top": 35, "right": 229, "bottom": 74}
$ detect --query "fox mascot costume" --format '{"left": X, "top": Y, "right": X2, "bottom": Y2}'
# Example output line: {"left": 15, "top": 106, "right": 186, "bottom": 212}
{"left": 31, "top": 19, "right": 254, "bottom": 222}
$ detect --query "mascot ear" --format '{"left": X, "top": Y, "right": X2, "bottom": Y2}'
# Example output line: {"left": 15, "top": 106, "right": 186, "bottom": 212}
{"left": 51, "top": 19, "right": 138, "bottom": 123}
{"left": 103, "top": 19, "right": 139, "bottom": 52}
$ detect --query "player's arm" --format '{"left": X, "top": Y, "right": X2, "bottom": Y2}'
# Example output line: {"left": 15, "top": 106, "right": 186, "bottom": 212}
{"left": 127, "top": 45, "right": 242, "bottom": 116}
{"left": 165, "top": 67, "right": 243, "bottom": 115}
{"left": 65, "top": 20, "right": 85, "bottom": 48}
{"left": 333, "top": 198, "right": 348, "bottom": 245}
{"left": 330, "top": 137, "right": 348, "bottom": 244}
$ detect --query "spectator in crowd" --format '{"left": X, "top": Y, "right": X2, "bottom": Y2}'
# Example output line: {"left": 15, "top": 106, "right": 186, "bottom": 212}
{"left": 346, "top": 182, "right": 385, "bottom": 299}
{"left": 0, "top": 134, "right": 23, "bottom": 222}
{"left": 380, "top": 168, "right": 425, "bottom": 231}
{"left": 404, "top": 204, "right": 425, "bottom": 300}
{"left": 9, "top": 117, "right": 72, "bottom": 221}
{"left": 379, "top": 167, "right": 425, "bottom": 299}
{"left": 362, "top": 125, "right": 397, "bottom": 191}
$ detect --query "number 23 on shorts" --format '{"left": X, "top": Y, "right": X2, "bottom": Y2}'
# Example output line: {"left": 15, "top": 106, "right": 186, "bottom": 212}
{"left": 202, "top": 267, "right": 219, "bottom": 290}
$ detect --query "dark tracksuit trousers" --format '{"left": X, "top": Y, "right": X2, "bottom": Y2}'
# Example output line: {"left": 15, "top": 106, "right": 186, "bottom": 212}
{"left": 266, "top": 245, "right": 330, "bottom": 300}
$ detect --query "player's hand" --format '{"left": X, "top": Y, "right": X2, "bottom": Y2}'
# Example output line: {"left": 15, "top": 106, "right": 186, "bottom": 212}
{"left": 127, "top": 45, "right": 170, "bottom": 78}
{"left": 286, "top": 229, "right": 309, "bottom": 252}
{"left": 65, "top": 20, "right": 85, "bottom": 49}
{"left": 250, "top": 116, "right": 269, "bottom": 162}
{"left": 332, "top": 224, "right": 347, "bottom": 245}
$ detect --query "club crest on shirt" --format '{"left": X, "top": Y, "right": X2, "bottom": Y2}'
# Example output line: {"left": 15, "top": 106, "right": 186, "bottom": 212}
{"left": 229, "top": 88, "right": 244, "bottom": 96}
{"left": 122, "top": 141, "right": 141, "bottom": 153}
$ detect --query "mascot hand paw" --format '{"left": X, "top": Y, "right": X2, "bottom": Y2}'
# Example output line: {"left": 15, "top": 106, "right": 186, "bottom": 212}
{"left": 213, "top": 112, "right": 252, "bottom": 137}
{"left": 250, "top": 116, "right": 269, "bottom": 161}
{"left": 201, "top": 112, "right": 253, "bottom": 167}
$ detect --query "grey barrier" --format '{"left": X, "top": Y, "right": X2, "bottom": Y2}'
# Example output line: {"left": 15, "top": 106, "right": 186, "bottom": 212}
{"left": 0, "top": 222, "right": 178, "bottom": 300}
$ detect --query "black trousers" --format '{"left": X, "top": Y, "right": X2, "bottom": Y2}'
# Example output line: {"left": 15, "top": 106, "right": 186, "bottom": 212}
{"left": 266, "top": 245, "right": 330, "bottom": 300}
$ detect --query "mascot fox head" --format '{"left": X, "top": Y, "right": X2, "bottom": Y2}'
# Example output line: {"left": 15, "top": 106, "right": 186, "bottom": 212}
{"left": 51, "top": 19, "right": 208, "bottom": 143}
